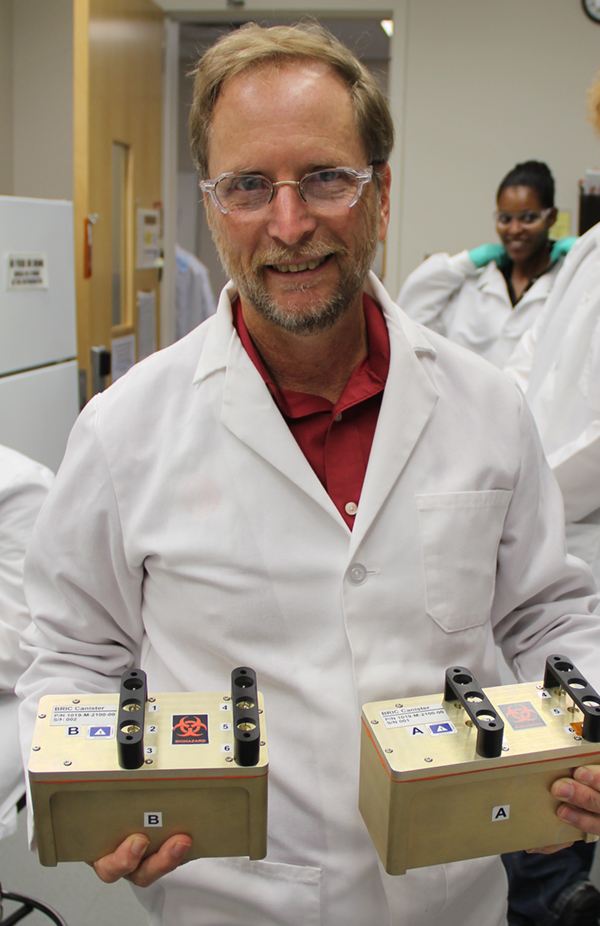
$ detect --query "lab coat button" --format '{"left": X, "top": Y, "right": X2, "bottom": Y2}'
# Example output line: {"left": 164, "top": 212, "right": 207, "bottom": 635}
{"left": 345, "top": 502, "right": 358, "bottom": 516}
{"left": 349, "top": 563, "right": 367, "bottom": 585}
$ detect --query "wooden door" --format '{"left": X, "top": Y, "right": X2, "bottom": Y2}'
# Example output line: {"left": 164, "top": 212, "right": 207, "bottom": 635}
{"left": 74, "top": 0, "right": 163, "bottom": 398}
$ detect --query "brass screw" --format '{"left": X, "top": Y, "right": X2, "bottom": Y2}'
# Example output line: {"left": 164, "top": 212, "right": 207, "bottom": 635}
{"left": 32, "top": 746, "right": 40, "bottom": 752}
{"left": 237, "top": 721, "right": 256, "bottom": 732}
{"left": 38, "top": 713, "right": 46, "bottom": 719}
{"left": 145, "top": 759, "right": 153, "bottom": 764}
{"left": 148, "top": 697, "right": 156, "bottom": 703}
{"left": 223, "top": 696, "right": 231, "bottom": 701}
{"left": 385, "top": 748, "right": 393, "bottom": 754}
{"left": 371, "top": 719, "right": 379, "bottom": 725}
{"left": 260, "top": 741, "right": 266, "bottom": 747}
{"left": 64, "top": 760, "right": 72, "bottom": 766}
{"left": 395, "top": 703, "right": 403, "bottom": 708}
{"left": 72, "top": 699, "right": 80, "bottom": 704}
{"left": 465, "top": 720, "right": 473, "bottom": 727}
{"left": 225, "top": 756, "right": 233, "bottom": 763}
{"left": 424, "top": 757, "right": 433, "bottom": 763}
{"left": 122, "top": 724, "right": 140, "bottom": 734}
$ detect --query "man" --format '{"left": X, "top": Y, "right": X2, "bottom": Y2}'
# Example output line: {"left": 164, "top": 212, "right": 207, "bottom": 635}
{"left": 17, "top": 24, "right": 600, "bottom": 926}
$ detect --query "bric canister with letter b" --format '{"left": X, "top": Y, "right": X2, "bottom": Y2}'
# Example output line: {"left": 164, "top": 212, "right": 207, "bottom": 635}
{"left": 359, "top": 655, "right": 600, "bottom": 874}
{"left": 28, "top": 666, "right": 268, "bottom": 866}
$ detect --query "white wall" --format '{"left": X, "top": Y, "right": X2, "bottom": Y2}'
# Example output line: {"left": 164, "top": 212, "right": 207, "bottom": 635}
{"left": 12, "top": 0, "right": 73, "bottom": 200}
{"left": 0, "top": 0, "right": 14, "bottom": 194}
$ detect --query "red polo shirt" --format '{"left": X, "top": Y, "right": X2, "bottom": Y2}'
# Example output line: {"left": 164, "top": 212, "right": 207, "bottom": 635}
{"left": 232, "top": 295, "right": 390, "bottom": 529}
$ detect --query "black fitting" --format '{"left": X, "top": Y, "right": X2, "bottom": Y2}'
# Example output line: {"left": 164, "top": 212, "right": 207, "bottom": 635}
{"left": 231, "top": 667, "right": 260, "bottom": 767}
{"left": 444, "top": 666, "right": 504, "bottom": 758}
{"left": 117, "top": 668, "right": 147, "bottom": 769}
{"left": 543, "top": 655, "right": 600, "bottom": 743}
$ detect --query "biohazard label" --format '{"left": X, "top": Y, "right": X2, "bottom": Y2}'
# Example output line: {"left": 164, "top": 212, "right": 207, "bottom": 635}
{"left": 499, "top": 701, "right": 546, "bottom": 731}
{"left": 172, "top": 714, "right": 209, "bottom": 745}
{"left": 50, "top": 705, "right": 117, "bottom": 726}
{"left": 380, "top": 704, "right": 450, "bottom": 729}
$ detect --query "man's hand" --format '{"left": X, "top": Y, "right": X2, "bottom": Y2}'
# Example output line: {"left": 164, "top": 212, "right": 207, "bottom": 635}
{"left": 92, "top": 833, "right": 193, "bottom": 887}
{"left": 551, "top": 765, "right": 600, "bottom": 836}
{"left": 527, "top": 766, "right": 600, "bottom": 854}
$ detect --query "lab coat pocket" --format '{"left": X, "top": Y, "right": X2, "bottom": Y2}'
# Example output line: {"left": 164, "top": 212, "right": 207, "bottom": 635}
{"left": 159, "top": 856, "right": 322, "bottom": 926}
{"left": 416, "top": 490, "right": 513, "bottom": 633}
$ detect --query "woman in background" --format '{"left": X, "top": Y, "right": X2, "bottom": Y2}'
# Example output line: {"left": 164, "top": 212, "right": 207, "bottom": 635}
{"left": 397, "top": 160, "right": 576, "bottom": 368}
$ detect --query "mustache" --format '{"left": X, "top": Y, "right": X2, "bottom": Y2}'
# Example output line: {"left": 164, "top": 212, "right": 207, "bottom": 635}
{"left": 251, "top": 240, "right": 348, "bottom": 273}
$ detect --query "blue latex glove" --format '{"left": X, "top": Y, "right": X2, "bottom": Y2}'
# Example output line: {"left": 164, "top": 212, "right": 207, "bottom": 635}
{"left": 550, "top": 237, "right": 578, "bottom": 262}
{"left": 468, "top": 243, "right": 507, "bottom": 269}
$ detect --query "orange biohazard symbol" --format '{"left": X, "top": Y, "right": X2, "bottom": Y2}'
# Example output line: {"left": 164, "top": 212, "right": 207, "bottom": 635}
{"left": 504, "top": 704, "right": 537, "bottom": 723}
{"left": 172, "top": 713, "right": 209, "bottom": 744}
{"left": 499, "top": 701, "right": 546, "bottom": 731}
{"left": 173, "top": 715, "right": 207, "bottom": 737}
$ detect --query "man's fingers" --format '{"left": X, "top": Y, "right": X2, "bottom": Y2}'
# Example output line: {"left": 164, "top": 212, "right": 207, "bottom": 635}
{"left": 124, "top": 835, "right": 193, "bottom": 888}
{"left": 551, "top": 766, "right": 600, "bottom": 837}
{"left": 93, "top": 834, "right": 150, "bottom": 884}
{"left": 526, "top": 842, "right": 574, "bottom": 854}
{"left": 92, "top": 833, "right": 193, "bottom": 887}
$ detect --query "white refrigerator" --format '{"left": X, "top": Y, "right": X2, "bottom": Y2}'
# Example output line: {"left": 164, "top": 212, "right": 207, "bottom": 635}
{"left": 0, "top": 196, "right": 80, "bottom": 474}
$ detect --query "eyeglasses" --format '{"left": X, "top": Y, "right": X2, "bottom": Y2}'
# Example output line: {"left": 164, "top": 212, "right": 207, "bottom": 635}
{"left": 200, "top": 166, "right": 374, "bottom": 215}
{"left": 494, "top": 208, "right": 553, "bottom": 227}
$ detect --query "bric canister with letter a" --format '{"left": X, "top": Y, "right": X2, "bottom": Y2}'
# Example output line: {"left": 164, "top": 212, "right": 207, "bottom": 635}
{"left": 359, "top": 655, "right": 600, "bottom": 874}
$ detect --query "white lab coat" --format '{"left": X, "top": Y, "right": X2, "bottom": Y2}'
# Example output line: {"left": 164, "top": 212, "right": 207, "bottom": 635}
{"left": 175, "top": 244, "right": 217, "bottom": 340}
{"left": 505, "top": 223, "right": 600, "bottom": 583}
{"left": 398, "top": 250, "right": 563, "bottom": 368}
{"left": 0, "top": 445, "right": 53, "bottom": 840}
{"left": 17, "top": 273, "right": 600, "bottom": 926}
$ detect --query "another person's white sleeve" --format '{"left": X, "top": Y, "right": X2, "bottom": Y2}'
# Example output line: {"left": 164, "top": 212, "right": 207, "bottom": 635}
{"left": 397, "top": 250, "right": 477, "bottom": 333}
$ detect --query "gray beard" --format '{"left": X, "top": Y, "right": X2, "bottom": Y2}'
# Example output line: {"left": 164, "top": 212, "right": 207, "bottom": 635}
{"left": 213, "top": 221, "right": 380, "bottom": 336}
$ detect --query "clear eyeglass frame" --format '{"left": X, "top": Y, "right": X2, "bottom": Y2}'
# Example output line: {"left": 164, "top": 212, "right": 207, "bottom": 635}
{"left": 200, "top": 166, "right": 374, "bottom": 215}
{"left": 493, "top": 208, "right": 553, "bottom": 227}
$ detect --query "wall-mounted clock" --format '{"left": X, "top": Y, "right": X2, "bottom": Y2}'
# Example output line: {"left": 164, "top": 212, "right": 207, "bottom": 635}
{"left": 583, "top": 0, "right": 600, "bottom": 23}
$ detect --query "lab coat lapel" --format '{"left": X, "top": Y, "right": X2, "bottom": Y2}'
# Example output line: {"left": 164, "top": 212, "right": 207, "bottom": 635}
{"left": 476, "top": 262, "right": 509, "bottom": 300}
{"left": 194, "top": 283, "right": 347, "bottom": 527}
{"left": 349, "top": 276, "right": 439, "bottom": 555}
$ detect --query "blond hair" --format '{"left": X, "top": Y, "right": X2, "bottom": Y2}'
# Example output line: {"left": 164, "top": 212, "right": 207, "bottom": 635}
{"left": 588, "top": 70, "right": 600, "bottom": 134}
{"left": 189, "top": 22, "right": 394, "bottom": 179}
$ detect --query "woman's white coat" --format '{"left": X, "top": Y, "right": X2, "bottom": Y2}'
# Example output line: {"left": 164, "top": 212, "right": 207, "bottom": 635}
{"left": 398, "top": 250, "right": 563, "bottom": 368}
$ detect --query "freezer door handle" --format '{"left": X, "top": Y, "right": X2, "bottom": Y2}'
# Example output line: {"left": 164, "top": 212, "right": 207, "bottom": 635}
{"left": 90, "top": 346, "right": 111, "bottom": 395}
